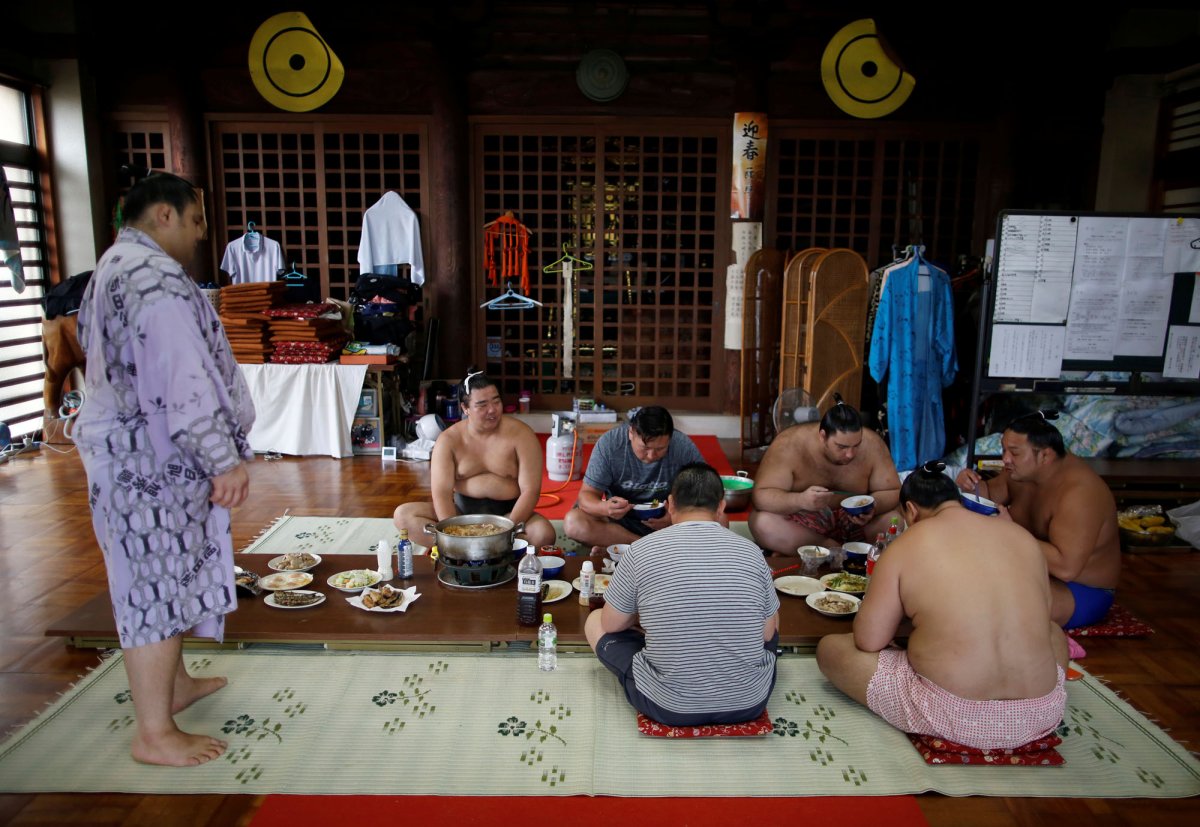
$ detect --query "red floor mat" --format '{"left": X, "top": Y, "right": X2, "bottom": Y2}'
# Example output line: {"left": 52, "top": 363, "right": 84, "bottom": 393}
{"left": 251, "top": 794, "right": 929, "bottom": 826}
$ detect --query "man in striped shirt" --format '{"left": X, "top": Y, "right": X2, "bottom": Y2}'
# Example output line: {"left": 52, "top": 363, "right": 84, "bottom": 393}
{"left": 585, "top": 463, "right": 780, "bottom": 725}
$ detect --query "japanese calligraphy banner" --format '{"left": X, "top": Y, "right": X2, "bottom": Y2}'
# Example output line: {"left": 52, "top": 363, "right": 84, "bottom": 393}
{"left": 731, "top": 113, "right": 767, "bottom": 221}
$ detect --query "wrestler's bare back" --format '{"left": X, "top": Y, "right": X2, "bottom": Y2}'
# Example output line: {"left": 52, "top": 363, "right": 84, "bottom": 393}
{"left": 890, "top": 509, "right": 1061, "bottom": 701}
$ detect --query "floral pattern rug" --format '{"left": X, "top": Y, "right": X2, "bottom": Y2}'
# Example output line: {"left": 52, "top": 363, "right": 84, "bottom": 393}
{"left": 0, "top": 651, "right": 1196, "bottom": 797}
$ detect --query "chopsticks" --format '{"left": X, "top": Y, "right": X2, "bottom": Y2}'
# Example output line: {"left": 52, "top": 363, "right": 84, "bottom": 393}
{"left": 772, "top": 563, "right": 800, "bottom": 576}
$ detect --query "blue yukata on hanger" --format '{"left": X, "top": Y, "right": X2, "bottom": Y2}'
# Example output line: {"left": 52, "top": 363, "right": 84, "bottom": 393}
{"left": 868, "top": 251, "right": 957, "bottom": 471}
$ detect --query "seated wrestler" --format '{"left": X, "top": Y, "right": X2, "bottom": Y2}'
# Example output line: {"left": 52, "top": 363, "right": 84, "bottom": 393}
{"left": 749, "top": 396, "right": 901, "bottom": 555}
{"left": 393, "top": 370, "right": 555, "bottom": 549}
{"left": 564, "top": 405, "right": 713, "bottom": 548}
{"left": 585, "top": 463, "right": 780, "bottom": 726}
{"left": 817, "top": 462, "right": 1069, "bottom": 750}
{"left": 955, "top": 410, "right": 1121, "bottom": 629}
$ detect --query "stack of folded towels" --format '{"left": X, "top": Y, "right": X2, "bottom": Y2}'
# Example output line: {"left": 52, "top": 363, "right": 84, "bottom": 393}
{"left": 265, "top": 302, "right": 350, "bottom": 364}
{"left": 219, "top": 282, "right": 287, "bottom": 363}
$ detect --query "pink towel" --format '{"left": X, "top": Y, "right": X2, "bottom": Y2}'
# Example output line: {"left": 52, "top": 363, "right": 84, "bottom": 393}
{"left": 1067, "top": 635, "right": 1087, "bottom": 660}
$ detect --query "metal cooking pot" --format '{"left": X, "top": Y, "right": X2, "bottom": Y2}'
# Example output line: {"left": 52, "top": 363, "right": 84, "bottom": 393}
{"left": 424, "top": 514, "right": 524, "bottom": 562}
{"left": 721, "top": 470, "right": 755, "bottom": 511}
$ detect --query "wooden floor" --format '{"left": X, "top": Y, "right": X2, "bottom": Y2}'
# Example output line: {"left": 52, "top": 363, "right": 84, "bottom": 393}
{"left": 0, "top": 444, "right": 1197, "bottom": 825}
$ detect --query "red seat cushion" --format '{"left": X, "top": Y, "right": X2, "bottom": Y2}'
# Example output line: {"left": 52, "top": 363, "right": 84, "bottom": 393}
{"left": 907, "top": 732, "right": 1065, "bottom": 766}
{"left": 637, "top": 710, "right": 774, "bottom": 738}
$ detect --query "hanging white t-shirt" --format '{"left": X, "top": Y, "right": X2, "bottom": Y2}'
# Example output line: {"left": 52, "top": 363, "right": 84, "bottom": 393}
{"left": 220, "top": 234, "right": 284, "bottom": 284}
{"left": 357, "top": 191, "right": 425, "bottom": 285}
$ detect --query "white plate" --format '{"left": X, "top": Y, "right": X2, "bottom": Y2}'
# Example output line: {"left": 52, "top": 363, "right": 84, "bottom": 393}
{"left": 543, "top": 579, "right": 572, "bottom": 603}
{"left": 264, "top": 589, "right": 326, "bottom": 609}
{"left": 820, "top": 572, "right": 868, "bottom": 594}
{"left": 258, "top": 571, "right": 314, "bottom": 591}
{"left": 806, "top": 591, "right": 861, "bottom": 617}
{"left": 267, "top": 552, "right": 323, "bottom": 572}
{"left": 572, "top": 573, "right": 611, "bottom": 593}
{"left": 326, "top": 569, "right": 383, "bottom": 592}
{"left": 773, "top": 575, "right": 824, "bottom": 597}
{"left": 346, "top": 584, "right": 420, "bottom": 613}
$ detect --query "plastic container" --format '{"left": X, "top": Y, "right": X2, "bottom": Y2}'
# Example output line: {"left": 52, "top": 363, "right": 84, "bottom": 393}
{"left": 397, "top": 529, "right": 414, "bottom": 579}
{"left": 578, "top": 561, "right": 595, "bottom": 605}
{"left": 376, "top": 538, "right": 393, "bottom": 581}
{"left": 867, "top": 533, "right": 885, "bottom": 578}
{"left": 517, "top": 548, "right": 543, "bottom": 626}
{"left": 538, "top": 613, "right": 557, "bottom": 671}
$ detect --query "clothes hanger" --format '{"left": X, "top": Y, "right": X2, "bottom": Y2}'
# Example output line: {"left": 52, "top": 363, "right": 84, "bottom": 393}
{"left": 480, "top": 280, "right": 542, "bottom": 310}
{"left": 244, "top": 221, "right": 262, "bottom": 252}
{"left": 284, "top": 261, "right": 304, "bottom": 279}
{"left": 543, "top": 242, "right": 594, "bottom": 273}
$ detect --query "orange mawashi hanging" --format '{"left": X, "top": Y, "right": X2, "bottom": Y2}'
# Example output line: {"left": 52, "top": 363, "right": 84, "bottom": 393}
{"left": 483, "top": 212, "right": 530, "bottom": 294}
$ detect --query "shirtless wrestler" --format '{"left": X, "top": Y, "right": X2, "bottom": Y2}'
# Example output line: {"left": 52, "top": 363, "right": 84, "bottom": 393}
{"left": 817, "top": 462, "right": 1069, "bottom": 750}
{"left": 393, "top": 371, "right": 556, "bottom": 550}
{"left": 956, "top": 410, "right": 1121, "bottom": 629}
{"left": 749, "top": 398, "right": 901, "bottom": 555}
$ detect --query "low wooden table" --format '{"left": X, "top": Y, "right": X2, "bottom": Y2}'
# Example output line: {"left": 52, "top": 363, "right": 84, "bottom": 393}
{"left": 46, "top": 554, "right": 877, "bottom": 653}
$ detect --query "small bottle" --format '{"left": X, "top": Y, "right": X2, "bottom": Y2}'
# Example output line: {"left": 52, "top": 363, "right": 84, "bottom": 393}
{"left": 397, "top": 529, "right": 414, "bottom": 580}
{"left": 885, "top": 517, "right": 900, "bottom": 546}
{"left": 517, "top": 548, "right": 543, "bottom": 626}
{"left": 867, "top": 532, "right": 886, "bottom": 578}
{"left": 578, "top": 560, "right": 595, "bottom": 606}
{"left": 375, "top": 538, "right": 393, "bottom": 581}
{"left": 538, "top": 613, "right": 558, "bottom": 671}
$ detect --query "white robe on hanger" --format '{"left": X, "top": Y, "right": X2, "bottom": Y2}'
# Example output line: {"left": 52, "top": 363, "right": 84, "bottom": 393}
{"left": 357, "top": 191, "right": 425, "bottom": 285}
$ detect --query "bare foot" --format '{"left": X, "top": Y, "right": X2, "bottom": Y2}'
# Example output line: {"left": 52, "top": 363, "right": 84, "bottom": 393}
{"left": 131, "top": 730, "right": 228, "bottom": 767}
{"left": 172, "top": 675, "right": 228, "bottom": 714}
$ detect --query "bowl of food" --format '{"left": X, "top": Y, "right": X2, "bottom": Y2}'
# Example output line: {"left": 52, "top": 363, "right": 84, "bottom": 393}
{"left": 538, "top": 556, "right": 566, "bottom": 578}
{"left": 721, "top": 472, "right": 755, "bottom": 511}
{"left": 841, "top": 541, "right": 872, "bottom": 574}
{"left": 511, "top": 538, "right": 530, "bottom": 561}
{"left": 840, "top": 495, "right": 875, "bottom": 516}
{"left": 607, "top": 543, "right": 631, "bottom": 565}
{"left": 960, "top": 492, "right": 1000, "bottom": 516}
{"left": 1118, "top": 513, "right": 1177, "bottom": 546}
{"left": 631, "top": 500, "right": 666, "bottom": 520}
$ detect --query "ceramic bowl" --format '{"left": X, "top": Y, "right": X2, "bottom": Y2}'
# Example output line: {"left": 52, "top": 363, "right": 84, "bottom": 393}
{"left": 960, "top": 492, "right": 1000, "bottom": 515}
{"left": 539, "top": 556, "right": 566, "bottom": 578}
{"left": 511, "top": 538, "right": 530, "bottom": 561}
{"left": 607, "top": 543, "right": 631, "bottom": 564}
{"left": 840, "top": 495, "right": 875, "bottom": 516}
{"left": 841, "top": 541, "right": 872, "bottom": 573}
{"left": 631, "top": 501, "right": 666, "bottom": 520}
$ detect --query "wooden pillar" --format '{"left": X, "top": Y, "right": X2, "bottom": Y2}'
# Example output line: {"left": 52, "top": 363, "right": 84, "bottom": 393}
{"left": 427, "top": 47, "right": 472, "bottom": 381}
{"left": 165, "top": 72, "right": 214, "bottom": 281}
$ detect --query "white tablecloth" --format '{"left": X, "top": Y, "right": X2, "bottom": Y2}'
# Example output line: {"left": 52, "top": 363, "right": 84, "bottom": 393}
{"left": 238, "top": 363, "right": 368, "bottom": 458}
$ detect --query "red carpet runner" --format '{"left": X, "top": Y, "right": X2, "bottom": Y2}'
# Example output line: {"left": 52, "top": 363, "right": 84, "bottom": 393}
{"left": 251, "top": 794, "right": 929, "bottom": 826}
{"left": 535, "top": 434, "right": 741, "bottom": 521}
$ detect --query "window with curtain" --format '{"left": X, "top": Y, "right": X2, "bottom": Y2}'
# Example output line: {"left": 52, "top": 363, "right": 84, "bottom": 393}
{"left": 0, "top": 82, "right": 50, "bottom": 440}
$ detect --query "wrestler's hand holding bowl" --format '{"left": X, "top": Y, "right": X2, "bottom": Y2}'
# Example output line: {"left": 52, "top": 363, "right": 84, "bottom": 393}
{"left": 840, "top": 494, "right": 875, "bottom": 516}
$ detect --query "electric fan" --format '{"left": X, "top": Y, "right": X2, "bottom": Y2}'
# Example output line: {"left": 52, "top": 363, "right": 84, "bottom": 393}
{"left": 771, "top": 388, "right": 819, "bottom": 435}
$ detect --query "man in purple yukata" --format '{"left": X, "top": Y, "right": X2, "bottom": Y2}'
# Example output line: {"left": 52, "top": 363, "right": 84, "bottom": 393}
{"left": 74, "top": 173, "right": 255, "bottom": 767}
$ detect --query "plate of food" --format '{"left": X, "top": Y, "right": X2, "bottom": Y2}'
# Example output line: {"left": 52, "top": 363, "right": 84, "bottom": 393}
{"left": 347, "top": 584, "right": 419, "bottom": 613}
{"left": 542, "top": 579, "right": 572, "bottom": 603}
{"left": 820, "top": 572, "right": 868, "bottom": 594}
{"left": 268, "top": 552, "right": 323, "bottom": 572}
{"left": 572, "top": 573, "right": 611, "bottom": 593}
{"left": 773, "top": 575, "right": 824, "bottom": 597}
{"left": 806, "top": 591, "right": 861, "bottom": 617}
{"left": 327, "top": 569, "right": 383, "bottom": 592}
{"left": 258, "top": 571, "right": 314, "bottom": 591}
{"left": 265, "top": 589, "right": 326, "bottom": 609}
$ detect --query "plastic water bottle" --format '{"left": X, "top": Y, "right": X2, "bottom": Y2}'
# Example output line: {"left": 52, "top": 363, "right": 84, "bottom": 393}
{"left": 538, "top": 613, "right": 558, "bottom": 671}
{"left": 867, "top": 532, "right": 886, "bottom": 578}
{"left": 517, "top": 548, "right": 543, "bottom": 626}
{"left": 397, "top": 529, "right": 414, "bottom": 579}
